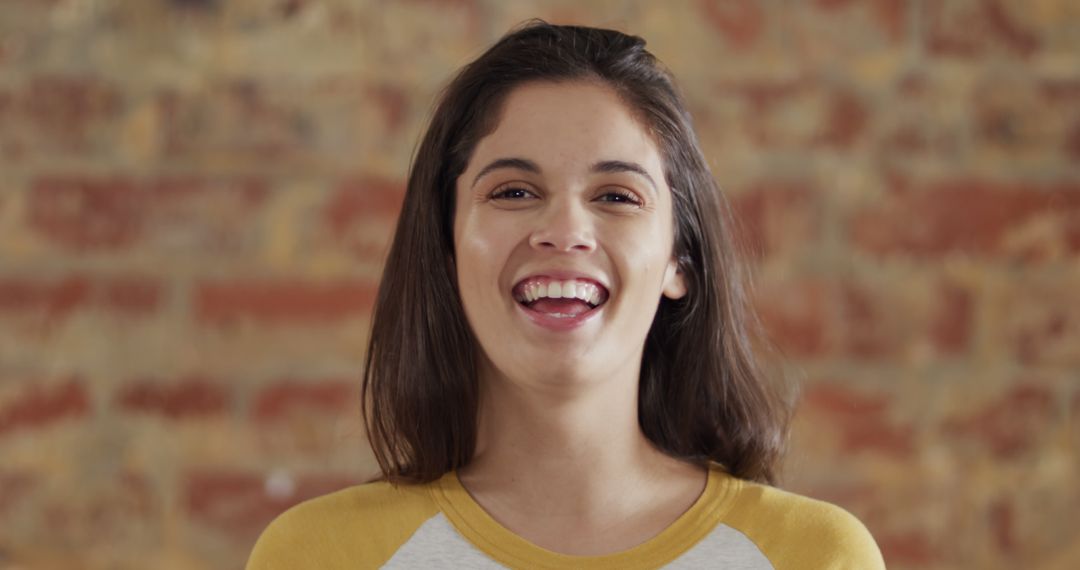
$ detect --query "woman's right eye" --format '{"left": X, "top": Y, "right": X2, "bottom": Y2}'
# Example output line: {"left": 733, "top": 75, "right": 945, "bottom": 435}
{"left": 490, "top": 186, "right": 535, "bottom": 200}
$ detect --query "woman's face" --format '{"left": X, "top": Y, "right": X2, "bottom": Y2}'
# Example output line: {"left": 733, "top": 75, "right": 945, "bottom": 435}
{"left": 453, "top": 81, "right": 685, "bottom": 387}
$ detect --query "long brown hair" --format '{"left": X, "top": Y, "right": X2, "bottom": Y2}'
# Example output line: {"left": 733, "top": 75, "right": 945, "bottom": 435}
{"left": 362, "top": 20, "right": 794, "bottom": 485}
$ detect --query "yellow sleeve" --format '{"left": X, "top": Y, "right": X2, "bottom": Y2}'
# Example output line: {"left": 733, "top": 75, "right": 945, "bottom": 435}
{"left": 723, "top": 480, "right": 887, "bottom": 570}
{"left": 245, "top": 481, "right": 440, "bottom": 570}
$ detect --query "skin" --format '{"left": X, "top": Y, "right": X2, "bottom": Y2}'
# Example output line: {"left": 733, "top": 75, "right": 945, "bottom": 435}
{"left": 452, "top": 80, "right": 706, "bottom": 555}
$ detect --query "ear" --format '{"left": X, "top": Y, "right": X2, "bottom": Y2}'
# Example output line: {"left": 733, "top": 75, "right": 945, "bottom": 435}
{"left": 661, "top": 257, "right": 687, "bottom": 300}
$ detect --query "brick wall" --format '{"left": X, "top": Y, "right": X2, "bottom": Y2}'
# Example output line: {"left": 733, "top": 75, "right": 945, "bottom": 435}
{"left": 0, "top": 0, "right": 1077, "bottom": 568}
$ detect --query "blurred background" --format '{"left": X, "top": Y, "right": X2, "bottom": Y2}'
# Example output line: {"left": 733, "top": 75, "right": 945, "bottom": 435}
{"left": 0, "top": 0, "right": 1077, "bottom": 568}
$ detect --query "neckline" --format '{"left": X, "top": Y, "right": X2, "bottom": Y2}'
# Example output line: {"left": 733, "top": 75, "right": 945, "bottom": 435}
{"left": 428, "top": 465, "right": 740, "bottom": 569}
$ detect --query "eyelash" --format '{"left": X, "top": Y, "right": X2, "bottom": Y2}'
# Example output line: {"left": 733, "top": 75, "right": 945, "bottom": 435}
{"left": 490, "top": 186, "right": 643, "bottom": 206}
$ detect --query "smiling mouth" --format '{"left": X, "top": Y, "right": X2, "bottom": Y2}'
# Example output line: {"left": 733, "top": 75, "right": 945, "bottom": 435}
{"left": 512, "top": 277, "right": 610, "bottom": 318}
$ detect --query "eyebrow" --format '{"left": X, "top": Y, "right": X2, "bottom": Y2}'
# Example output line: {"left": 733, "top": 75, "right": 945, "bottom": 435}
{"left": 471, "top": 157, "right": 540, "bottom": 187}
{"left": 471, "top": 157, "right": 658, "bottom": 196}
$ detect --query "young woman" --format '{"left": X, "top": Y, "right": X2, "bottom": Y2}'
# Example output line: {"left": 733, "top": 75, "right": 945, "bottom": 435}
{"left": 248, "top": 21, "right": 885, "bottom": 569}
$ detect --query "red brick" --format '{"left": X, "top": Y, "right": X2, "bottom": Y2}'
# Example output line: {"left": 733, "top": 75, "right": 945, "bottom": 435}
{"left": 28, "top": 178, "right": 142, "bottom": 250}
{"left": 0, "top": 275, "right": 162, "bottom": 321}
{"left": 753, "top": 280, "right": 830, "bottom": 357}
{"left": 82, "top": 470, "right": 155, "bottom": 529}
{"left": 730, "top": 181, "right": 820, "bottom": 259}
{"left": 850, "top": 178, "right": 1080, "bottom": 258}
{"left": 157, "top": 81, "right": 309, "bottom": 159}
{"left": 0, "top": 378, "right": 90, "bottom": 437}
{"left": 218, "top": 81, "right": 298, "bottom": 158}
{"left": 1071, "top": 391, "right": 1080, "bottom": 442}
{"left": 970, "top": 75, "right": 1069, "bottom": 162}
{"left": 185, "top": 470, "right": 355, "bottom": 538}
{"left": 195, "top": 279, "right": 376, "bottom": 324}
{"left": 34, "top": 470, "right": 156, "bottom": 549}
{"left": 833, "top": 277, "right": 972, "bottom": 359}
{"left": 0, "top": 471, "right": 35, "bottom": 515}
{"left": 944, "top": 384, "right": 1056, "bottom": 458}
{"left": 714, "top": 78, "right": 872, "bottom": 150}
{"left": 100, "top": 277, "right": 161, "bottom": 314}
{"left": 814, "top": 87, "right": 868, "bottom": 148}
{"left": 973, "top": 96, "right": 1020, "bottom": 151}
{"left": 979, "top": 0, "right": 1040, "bottom": 55}
{"left": 795, "top": 0, "right": 909, "bottom": 54}
{"left": 367, "top": 85, "right": 409, "bottom": 134}
{"left": 27, "top": 176, "right": 267, "bottom": 252}
{"left": 805, "top": 382, "right": 890, "bottom": 416}
{"left": 989, "top": 498, "right": 1016, "bottom": 554}
{"left": 803, "top": 383, "right": 915, "bottom": 457}
{"left": 0, "top": 276, "right": 89, "bottom": 320}
{"left": 1004, "top": 278, "right": 1079, "bottom": 365}
{"left": 877, "top": 529, "right": 939, "bottom": 566}
{"left": 1066, "top": 218, "right": 1080, "bottom": 254}
{"left": 1039, "top": 78, "right": 1080, "bottom": 102}
{"left": 870, "top": 0, "right": 908, "bottom": 41}
{"left": 699, "top": 0, "right": 767, "bottom": 50}
{"left": 150, "top": 175, "right": 266, "bottom": 204}
{"left": 117, "top": 470, "right": 154, "bottom": 514}
{"left": 930, "top": 282, "right": 973, "bottom": 354}
{"left": 715, "top": 77, "right": 809, "bottom": 111}
{"left": 317, "top": 176, "right": 403, "bottom": 261}
{"left": 843, "top": 422, "right": 916, "bottom": 458}
{"left": 19, "top": 76, "right": 122, "bottom": 148}
{"left": 400, "top": 0, "right": 483, "bottom": 35}
{"left": 881, "top": 123, "right": 959, "bottom": 159}
{"left": 324, "top": 176, "right": 405, "bottom": 235}
{"left": 252, "top": 380, "right": 355, "bottom": 423}
{"left": 925, "top": 0, "right": 1040, "bottom": 58}
{"left": 839, "top": 284, "right": 892, "bottom": 358}
{"left": 896, "top": 71, "right": 928, "bottom": 97}
{"left": 1014, "top": 310, "right": 1071, "bottom": 365}
{"left": 813, "top": 0, "right": 853, "bottom": 9}
{"left": 879, "top": 75, "right": 965, "bottom": 160}
{"left": 115, "top": 377, "right": 230, "bottom": 419}
{"left": 279, "top": 0, "right": 304, "bottom": 18}
{"left": 731, "top": 193, "right": 767, "bottom": 259}
{"left": 813, "top": 0, "right": 906, "bottom": 27}
{"left": 714, "top": 77, "right": 812, "bottom": 148}
{"left": 1065, "top": 121, "right": 1080, "bottom": 161}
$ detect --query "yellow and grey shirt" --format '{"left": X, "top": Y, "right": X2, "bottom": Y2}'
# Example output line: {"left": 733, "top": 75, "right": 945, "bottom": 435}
{"left": 246, "top": 467, "right": 886, "bottom": 569}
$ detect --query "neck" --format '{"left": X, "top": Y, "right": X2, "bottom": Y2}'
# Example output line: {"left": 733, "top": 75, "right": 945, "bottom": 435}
{"left": 458, "top": 356, "right": 704, "bottom": 521}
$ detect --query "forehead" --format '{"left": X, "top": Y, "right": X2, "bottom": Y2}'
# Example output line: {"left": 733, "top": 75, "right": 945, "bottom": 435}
{"left": 468, "top": 81, "right": 665, "bottom": 177}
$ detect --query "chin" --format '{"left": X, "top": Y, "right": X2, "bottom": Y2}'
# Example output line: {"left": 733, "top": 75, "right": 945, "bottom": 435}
{"left": 496, "top": 353, "right": 618, "bottom": 388}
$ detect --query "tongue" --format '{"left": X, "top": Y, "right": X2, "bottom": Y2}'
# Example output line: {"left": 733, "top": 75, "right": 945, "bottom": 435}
{"left": 529, "top": 298, "right": 593, "bottom": 316}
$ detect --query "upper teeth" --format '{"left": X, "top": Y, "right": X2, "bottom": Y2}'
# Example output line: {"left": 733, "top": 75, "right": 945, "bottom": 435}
{"left": 520, "top": 279, "right": 602, "bottom": 306}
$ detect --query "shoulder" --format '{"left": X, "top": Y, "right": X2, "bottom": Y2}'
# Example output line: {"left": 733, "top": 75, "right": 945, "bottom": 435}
{"left": 245, "top": 479, "right": 440, "bottom": 570}
{"left": 720, "top": 477, "right": 886, "bottom": 570}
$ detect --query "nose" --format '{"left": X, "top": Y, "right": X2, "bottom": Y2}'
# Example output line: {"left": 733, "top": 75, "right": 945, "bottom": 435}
{"left": 528, "top": 196, "right": 596, "bottom": 253}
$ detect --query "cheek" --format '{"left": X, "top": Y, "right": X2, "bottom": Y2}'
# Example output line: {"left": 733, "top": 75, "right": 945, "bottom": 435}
{"left": 454, "top": 213, "right": 517, "bottom": 294}
{"left": 611, "top": 222, "right": 675, "bottom": 281}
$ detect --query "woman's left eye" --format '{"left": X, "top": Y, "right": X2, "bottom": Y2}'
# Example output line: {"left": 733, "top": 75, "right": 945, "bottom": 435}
{"left": 596, "top": 190, "right": 643, "bottom": 206}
